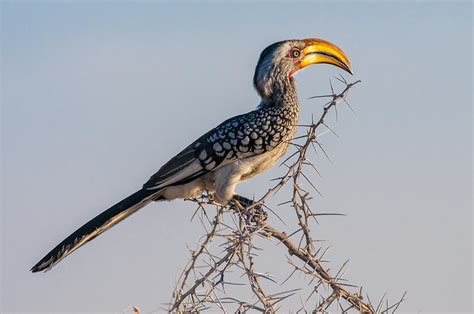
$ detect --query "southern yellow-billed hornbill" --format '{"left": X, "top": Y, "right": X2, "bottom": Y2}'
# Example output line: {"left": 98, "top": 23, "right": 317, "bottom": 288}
{"left": 31, "top": 38, "right": 352, "bottom": 272}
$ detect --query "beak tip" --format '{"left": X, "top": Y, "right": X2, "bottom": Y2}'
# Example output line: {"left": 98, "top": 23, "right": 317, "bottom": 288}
{"left": 346, "top": 65, "right": 354, "bottom": 75}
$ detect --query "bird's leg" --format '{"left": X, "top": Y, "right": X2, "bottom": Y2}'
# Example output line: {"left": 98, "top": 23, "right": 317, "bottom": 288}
{"left": 231, "top": 195, "right": 267, "bottom": 223}
{"left": 232, "top": 194, "right": 256, "bottom": 208}
{"left": 202, "top": 191, "right": 215, "bottom": 204}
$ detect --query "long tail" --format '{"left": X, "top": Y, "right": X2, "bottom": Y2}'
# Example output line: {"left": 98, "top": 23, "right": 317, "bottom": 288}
{"left": 31, "top": 188, "right": 160, "bottom": 272}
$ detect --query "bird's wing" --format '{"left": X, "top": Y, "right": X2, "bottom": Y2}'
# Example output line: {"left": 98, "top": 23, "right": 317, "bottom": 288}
{"left": 143, "top": 108, "right": 276, "bottom": 190}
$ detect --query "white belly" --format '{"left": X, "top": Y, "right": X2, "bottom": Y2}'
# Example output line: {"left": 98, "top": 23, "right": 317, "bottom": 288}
{"left": 160, "top": 136, "right": 294, "bottom": 204}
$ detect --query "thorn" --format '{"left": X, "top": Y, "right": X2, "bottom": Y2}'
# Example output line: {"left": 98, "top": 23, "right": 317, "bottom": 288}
{"left": 308, "top": 94, "right": 335, "bottom": 99}
{"left": 342, "top": 96, "right": 357, "bottom": 115}
{"left": 322, "top": 122, "right": 339, "bottom": 138}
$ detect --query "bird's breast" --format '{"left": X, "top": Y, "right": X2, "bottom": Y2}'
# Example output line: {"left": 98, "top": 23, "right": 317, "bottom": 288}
{"left": 239, "top": 125, "right": 297, "bottom": 181}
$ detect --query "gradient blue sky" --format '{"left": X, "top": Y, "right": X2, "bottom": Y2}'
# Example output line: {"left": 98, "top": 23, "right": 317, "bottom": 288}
{"left": 2, "top": 1, "right": 472, "bottom": 312}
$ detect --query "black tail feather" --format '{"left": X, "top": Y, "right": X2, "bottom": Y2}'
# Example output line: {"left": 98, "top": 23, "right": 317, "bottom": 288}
{"left": 31, "top": 188, "right": 158, "bottom": 272}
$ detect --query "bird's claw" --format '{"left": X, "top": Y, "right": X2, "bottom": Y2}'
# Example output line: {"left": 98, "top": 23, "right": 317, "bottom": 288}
{"left": 231, "top": 195, "right": 267, "bottom": 223}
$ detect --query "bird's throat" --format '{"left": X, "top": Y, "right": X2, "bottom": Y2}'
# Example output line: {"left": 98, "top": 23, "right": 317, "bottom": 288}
{"left": 258, "top": 75, "right": 299, "bottom": 110}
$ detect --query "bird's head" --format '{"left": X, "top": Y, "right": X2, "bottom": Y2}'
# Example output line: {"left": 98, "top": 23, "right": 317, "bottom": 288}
{"left": 253, "top": 38, "right": 352, "bottom": 99}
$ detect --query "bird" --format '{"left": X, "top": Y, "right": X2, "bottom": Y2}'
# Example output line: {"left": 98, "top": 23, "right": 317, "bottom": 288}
{"left": 31, "top": 38, "right": 352, "bottom": 273}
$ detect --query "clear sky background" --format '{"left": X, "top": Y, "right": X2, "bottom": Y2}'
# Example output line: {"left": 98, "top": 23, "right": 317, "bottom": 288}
{"left": 1, "top": 1, "right": 472, "bottom": 313}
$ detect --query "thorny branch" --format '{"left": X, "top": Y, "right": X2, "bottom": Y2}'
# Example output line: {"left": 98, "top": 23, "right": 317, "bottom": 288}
{"left": 168, "top": 78, "right": 406, "bottom": 313}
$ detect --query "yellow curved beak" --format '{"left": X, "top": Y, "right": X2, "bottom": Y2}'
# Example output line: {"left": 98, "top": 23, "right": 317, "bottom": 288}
{"left": 299, "top": 38, "right": 353, "bottom": 74}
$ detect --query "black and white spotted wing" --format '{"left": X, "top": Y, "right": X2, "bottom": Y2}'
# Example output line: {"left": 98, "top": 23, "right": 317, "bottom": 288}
{"left": 143, "top": 106, "right": 294, "bottom": 190}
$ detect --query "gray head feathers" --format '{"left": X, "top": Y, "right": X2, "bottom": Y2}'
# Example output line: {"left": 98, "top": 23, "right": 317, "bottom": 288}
{"left": 253, "top": 40, "right": 304, "bottom": 101}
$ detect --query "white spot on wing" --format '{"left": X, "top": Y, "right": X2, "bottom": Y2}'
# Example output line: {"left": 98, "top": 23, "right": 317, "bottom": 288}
{"left": 205, "top": 161, "right": 216, "bottom": 170}
{"left": 213, "top": 142, "right": 223, "bottom": 152}
{"left": 199, "top": 150, "right": 207, "bottom": 160}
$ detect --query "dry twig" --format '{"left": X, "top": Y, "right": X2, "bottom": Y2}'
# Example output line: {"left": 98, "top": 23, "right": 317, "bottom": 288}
{"left": 169, "top": 78, "right": 405, "bottom": 313}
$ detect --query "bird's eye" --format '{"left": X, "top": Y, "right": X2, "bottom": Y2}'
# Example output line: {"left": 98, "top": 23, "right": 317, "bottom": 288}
{"left": 290, "top": 48, "right": 300, "bottom": 58}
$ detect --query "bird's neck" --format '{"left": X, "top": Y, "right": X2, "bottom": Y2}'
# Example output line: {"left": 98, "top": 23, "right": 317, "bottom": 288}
{"left": 257, "top": 76, "right": 299, "bottom": 110}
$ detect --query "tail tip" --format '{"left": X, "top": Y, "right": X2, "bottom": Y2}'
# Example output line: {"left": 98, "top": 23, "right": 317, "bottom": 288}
{"left": 30, "top": 263, "right": 44, "bottom": 273}
{"left": 30, "top": 258, "right": 53, "bottom": 273}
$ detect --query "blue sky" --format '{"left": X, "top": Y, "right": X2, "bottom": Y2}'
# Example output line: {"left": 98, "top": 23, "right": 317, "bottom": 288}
{"left": 2, "top": 1, "right": 472, "bottom": 312}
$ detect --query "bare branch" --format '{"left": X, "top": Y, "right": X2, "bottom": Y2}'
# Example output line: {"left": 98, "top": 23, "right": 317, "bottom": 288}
{"left": 169, "top": 78, "right": 403, "bottom": 312}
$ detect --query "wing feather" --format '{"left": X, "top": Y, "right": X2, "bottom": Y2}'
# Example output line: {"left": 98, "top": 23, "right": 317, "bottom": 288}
{"left": 143, "top": 126, "right": 235, "bottom": 190}
{"left": 143, "top": 108, "right": 280, "bottom": 190}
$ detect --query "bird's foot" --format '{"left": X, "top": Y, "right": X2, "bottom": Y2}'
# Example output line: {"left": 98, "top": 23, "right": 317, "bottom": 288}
{"left": 231, "top": 195, "right": 268, "bottom": 223}
{"left": 195, "top": 192, "right": 218, "bottom": 205}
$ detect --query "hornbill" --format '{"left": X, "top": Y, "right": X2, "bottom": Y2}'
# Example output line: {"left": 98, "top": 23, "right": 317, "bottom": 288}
{"left": 31, "top": 38, "right": 352, "bottom": 272}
